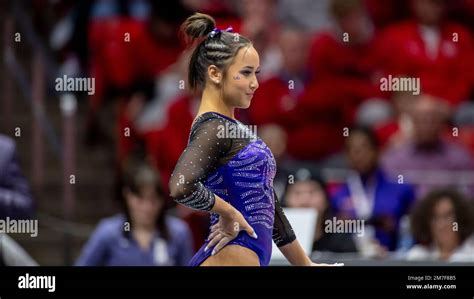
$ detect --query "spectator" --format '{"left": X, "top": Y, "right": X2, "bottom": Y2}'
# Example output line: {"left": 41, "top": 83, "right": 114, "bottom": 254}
{"left": 0, "top": 134, "right": 35, "bottom": 220}
{"left": 285, "top": 168, "right": 357, "bottom": 253}
{"left": 407, "top": 189, "right": 474, "bottom": 262}
{"left": 239, "top": 0, "right": 282, "bottom": 80}
{"left": 76, "top": 157, "right": 193, "bottom": 266}
{"left": 375, "top": 0, "right": 474, "bottom": 106}
{"left": 374, "top": 91, "right": 419, "bottom": 150}
{"left": 332, "top": 127, "right": 415, "bottom": 251}
{"left": 381, "top": 95, "right": 474, "bottom": 197}
{"left": 249, "top": 26, "right": 346, "bottom": 160}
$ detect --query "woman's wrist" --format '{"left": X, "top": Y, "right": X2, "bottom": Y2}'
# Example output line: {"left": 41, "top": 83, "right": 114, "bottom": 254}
{"left": 210, "top": 195, "right": 236, "bottom": 217}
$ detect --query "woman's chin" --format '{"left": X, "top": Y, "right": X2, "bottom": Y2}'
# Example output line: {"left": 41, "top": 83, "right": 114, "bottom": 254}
{"left": 238, "top": 99, "right": 252, "bottom": 109}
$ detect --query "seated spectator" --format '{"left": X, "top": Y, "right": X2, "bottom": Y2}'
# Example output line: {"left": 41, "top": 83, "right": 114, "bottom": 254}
{"left": 332, "top": 127, "right": 415, "bottom": 252}
{"left": 285, "top": 168, "right": 357, "bottom": 253}
{"left": 85, "top": 1, "right": 189, "bottom": 146}
{"left": 374, "top": 91, "right": 419, "bottom": 150}
{"left": 249, "top": 26, "right": 346, "bottom": 160}
{"left": 307, "top": 0, "right": 386, "bottom": 115}
{"left": 407, "top": 189, "right": 474, "bottom": 262}
{"left": 375, "top": 0, "right": 474, "bottom": 107}
{"left": 76, "top": 157, "right": 193, "bottom": 266}
{"left": 381, "top": 95, "right": 474, "bottom": 197}
{"left": 0, "top": 134, "right": 35, "bottom": 220}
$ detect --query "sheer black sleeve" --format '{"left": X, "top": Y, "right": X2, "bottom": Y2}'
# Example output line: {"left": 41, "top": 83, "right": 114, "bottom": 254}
{"left": 169, "top": 117, "right": 231, "bottom": 211}
{"left": 272, "top": 190, "right": 296, "bottom": 247}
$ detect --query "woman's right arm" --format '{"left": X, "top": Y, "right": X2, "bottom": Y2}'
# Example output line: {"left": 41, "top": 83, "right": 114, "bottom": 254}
{"left": 169, "top": 117, "right": 229, "bottom": 211}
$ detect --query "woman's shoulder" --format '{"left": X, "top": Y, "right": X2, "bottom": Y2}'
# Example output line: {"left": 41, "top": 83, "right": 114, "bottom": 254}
{"left": 192, "top": 111, "right": 238, "bottom": 128}
{"left": 93, "top": 214, "right": 127, "bottom": 237}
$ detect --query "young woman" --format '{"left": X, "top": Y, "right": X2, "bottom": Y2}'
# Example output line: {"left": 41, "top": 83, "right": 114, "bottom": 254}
{"left": 407, "top": 189, "right": 474, "bottom": 262}
{"left": 76, "top": 158, "right": 193, "bottom": 266}
{"left": 169, "top": 13, "right": 338, "bottom": 266}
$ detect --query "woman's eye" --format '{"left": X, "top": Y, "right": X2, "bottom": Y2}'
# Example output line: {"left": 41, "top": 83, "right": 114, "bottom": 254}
{"left": 240, "top": 71, "right": 252, "bottom": 76}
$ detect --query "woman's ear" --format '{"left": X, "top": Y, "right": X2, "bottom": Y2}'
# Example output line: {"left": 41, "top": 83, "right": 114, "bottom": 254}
{"left": 207, "top": 65, "right": 222, "bottom": 85}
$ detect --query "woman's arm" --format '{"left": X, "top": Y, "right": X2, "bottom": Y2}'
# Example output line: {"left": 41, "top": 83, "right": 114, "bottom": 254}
{"left": 278, "top": 239, "right": 313, "bottom": 266}
{"left": 272, "top": 191, "right": 343, "bottom": 266}
{"left": 272, "top": 191, "right": 311, "bottom": 265}
{"left": 169, "top": 117, "right": 230, "bottom": 211}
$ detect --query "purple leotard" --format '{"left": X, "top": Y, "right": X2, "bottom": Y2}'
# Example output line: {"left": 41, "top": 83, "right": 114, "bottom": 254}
{"left": 169, "top": 112, "right": 295, "bottom": 266}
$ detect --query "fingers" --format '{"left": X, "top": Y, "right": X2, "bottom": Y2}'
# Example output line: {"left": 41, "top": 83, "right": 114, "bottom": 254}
{"left": 206, "top": 229, "right": 220, "bottom": 242}
{"left": 242, "top": 223, "right": 258, "bottom": 239}
{"left": 205, "top": 231, "right": 224, "bottom": 252}
{"left": 210, "top": 223, "right": 220, "bottom": 233}
{"left": 211, "top": 236, "right": 230, "bottom": 256}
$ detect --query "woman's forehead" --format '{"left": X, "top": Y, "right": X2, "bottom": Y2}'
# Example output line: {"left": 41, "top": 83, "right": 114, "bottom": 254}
{"left": 233, "top": 46, "right": 260, "bottom": 67}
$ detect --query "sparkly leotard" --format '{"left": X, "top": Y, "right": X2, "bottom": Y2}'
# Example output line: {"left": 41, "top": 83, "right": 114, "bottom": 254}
{"left": 169, "top": 112, "right": 295, "bottom": 266}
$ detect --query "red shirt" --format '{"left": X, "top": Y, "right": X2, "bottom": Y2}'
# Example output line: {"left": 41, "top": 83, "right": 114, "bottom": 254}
{"left": 375, "top": 20, "right": 474, "bottom": 106}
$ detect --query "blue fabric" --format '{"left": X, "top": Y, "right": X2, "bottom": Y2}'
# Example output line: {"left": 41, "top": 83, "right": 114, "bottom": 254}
{"left": 0, "top": 135, "right": 35, "bottom": 220}
{"left": 76, "top": 214, "right": 194, "bottom": 266}
{"left": 332, "top": 169, "right": 415, "bottom": 250}
{"left": 189, "top": 137, "right": 277, "bottom": 266}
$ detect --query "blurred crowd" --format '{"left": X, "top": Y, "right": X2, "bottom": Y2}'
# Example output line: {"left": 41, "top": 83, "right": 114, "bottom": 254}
{"left": 3, "top": 0, "right": 474, "bottom": 265}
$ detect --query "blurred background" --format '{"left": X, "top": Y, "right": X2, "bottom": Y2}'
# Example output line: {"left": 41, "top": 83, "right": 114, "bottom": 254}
{"left": 1, "top": 0, "right": 474, "bottom": 266}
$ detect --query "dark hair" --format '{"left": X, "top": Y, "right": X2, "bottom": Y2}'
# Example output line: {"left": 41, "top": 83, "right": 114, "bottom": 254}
{"left": 180, "top": 12, "right": 252, "bottom": 90}
{"left": 347, "top": 126, "right": 379, "bottom": 149}
{"left": 410, "top": 189, "right": 474, "bottom": 246}
{"left": 284, "top": 168, "right": 332, "bottom": 221}
{"left": 330, "top": 0, "right": 363, "bottom": 20}
{"left": 121, "top": 157, "right": 169, "bottom": 241}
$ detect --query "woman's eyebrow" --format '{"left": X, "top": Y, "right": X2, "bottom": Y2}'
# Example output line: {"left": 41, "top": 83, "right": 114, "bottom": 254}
{"left": 242, "top": 66, "right": 261, "bottom": 70}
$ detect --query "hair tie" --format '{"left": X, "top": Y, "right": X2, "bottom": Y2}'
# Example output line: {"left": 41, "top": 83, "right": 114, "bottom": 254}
{"left": 208, "top": 26, "right": 234, "bottom": 38}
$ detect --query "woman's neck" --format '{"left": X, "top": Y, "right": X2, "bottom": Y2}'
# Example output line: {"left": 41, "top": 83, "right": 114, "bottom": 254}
{"left": 198, "top": 86, "right": 234, "bottom": 119}
{"left": 132, "top": 228, "right": 154, "bottom": 251}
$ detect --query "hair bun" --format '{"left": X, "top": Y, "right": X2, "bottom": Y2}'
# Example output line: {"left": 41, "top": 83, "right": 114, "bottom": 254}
{"left": 181, "top": 12, "right": 216, "bottom": 44}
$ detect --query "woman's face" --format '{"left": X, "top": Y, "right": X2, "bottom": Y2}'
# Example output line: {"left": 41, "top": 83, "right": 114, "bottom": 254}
{"left": 285, "top": 181, "right": 328, "bottom": 213}
{"left": 222, "top": 45, "right": 260, "bottom": 109}
{"left": 430, "top": 197, "right": 459, "bottom": 248}
{"left": 125, "top": 185, "right": 163, "bottom": 228}
{"left": 346, "top": 132, "right": 378, "bottom": 175}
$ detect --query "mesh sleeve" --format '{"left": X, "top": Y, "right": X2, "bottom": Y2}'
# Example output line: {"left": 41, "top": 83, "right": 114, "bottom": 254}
{"left": 272, "top": 190, "right": 296, "bottom": 247}
{"left": 169, "top": 117, "right": 231, "bottom": 211}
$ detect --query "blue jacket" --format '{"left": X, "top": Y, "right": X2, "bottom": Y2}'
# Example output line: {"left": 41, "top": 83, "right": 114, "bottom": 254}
{"left": 75, "top": 214, "right": 194, "bottom": 266}
{"left": 332, "top": 168, "right": 415, "bottom": 250}
{"left": 0, "top": 134, "right": 35, "bottom": 219}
